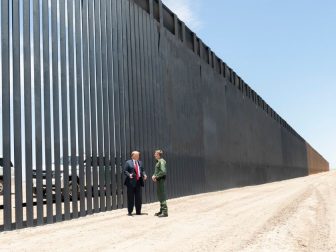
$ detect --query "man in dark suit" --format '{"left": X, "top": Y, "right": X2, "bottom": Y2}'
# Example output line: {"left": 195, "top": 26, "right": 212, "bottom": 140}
{"left": 124, "top": 151, "right": 147, "bottom": 216}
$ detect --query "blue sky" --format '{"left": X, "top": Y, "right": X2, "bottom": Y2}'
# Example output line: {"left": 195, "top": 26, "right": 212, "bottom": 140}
{"left": 163, "top": 0, "right": 336, "bottom": 169}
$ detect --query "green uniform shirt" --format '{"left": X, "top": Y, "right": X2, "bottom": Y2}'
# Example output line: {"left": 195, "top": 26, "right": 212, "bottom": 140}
{"left": 154, "top": 158, "right": 167, "bottom": 179}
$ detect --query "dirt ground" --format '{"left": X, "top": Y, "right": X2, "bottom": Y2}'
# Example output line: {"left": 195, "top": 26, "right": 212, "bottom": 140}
{"left": 0, "top": 171, "right": 335, "bottom": 252}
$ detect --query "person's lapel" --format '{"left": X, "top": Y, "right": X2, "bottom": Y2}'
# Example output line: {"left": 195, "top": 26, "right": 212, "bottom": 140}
{"left": 129, "top": 160, "right": 134, "bottom": 172}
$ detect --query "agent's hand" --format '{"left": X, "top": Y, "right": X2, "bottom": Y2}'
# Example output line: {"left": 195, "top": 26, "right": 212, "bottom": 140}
{"left": 152, "top": 176, "right": 157, "bottom": 182}
{"left": 129, "top": 174, "right": 133, "bottom": 179}
{"left": 143, "top": 175, "right": 147, "bottom": 181}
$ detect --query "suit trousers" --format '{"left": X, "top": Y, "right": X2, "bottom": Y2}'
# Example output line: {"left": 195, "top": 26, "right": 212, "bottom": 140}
{"left": 127, "top": 181, "right": 142, "bottom": 214}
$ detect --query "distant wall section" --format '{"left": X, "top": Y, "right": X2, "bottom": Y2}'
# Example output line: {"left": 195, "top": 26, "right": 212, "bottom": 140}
{"left": 306, "top": 143, "right": 329, "bottom": 174}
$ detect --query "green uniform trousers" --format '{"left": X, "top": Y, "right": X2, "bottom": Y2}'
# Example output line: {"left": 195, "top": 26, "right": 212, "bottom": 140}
{"left": 157, "top": 179, "right": 168, "bottom": 214}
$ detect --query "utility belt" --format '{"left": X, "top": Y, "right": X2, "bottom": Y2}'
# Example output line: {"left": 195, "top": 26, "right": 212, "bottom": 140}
{"left": 157, "top": 175, "right": 166, "bottom": 181}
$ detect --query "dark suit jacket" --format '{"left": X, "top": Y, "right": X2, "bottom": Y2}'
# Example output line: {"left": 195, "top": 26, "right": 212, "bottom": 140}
{"left": 124, "top": 160, "right": 146, "bottom": 188}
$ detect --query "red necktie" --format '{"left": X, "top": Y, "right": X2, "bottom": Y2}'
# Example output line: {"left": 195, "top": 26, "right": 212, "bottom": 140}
{"left": 134, "top": 161, "right": 140, "bottom": 181}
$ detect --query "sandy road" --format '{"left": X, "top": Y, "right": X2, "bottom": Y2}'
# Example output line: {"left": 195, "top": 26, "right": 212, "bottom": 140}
{"left": 0, "top": 171, "right": 335, "bottom": 252}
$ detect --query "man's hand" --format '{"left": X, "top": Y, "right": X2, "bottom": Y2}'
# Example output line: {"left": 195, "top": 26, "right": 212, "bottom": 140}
{"left": 129, "top": 174, "right": 133, "bottom": 179}
{"left": 143, "top": 175, "right": 147, "bottom": 181}
{"left": 152, "top": 175, "right": 157, "bottom": 182}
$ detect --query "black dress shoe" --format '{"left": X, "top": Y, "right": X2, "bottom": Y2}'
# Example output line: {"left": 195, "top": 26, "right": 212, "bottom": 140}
{"left": 136, "top": 213, "right": 141, "bottom": 215}
{"left": 154, "top": 212, "right": 162, "bottom": 216}
{"left": 158, "top": 213, "right": 168, "bottom": 218}
{"left": 127, "top": 213, "right": 133, "bottom": 216}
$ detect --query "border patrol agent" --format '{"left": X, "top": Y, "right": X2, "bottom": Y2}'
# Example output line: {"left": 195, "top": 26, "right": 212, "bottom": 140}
{"left": 152, "top": 149, "right": 168, "bottom": 217}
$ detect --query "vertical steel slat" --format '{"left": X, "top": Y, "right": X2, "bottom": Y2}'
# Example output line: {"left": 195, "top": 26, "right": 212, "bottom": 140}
{"left": 166, "top": 40, "right": 172, "bottom": 199}
{"left": 199, "top": 40, "right": 203, "bottom": 62}
{"left": 128, "top": 1, "right": 136, "bottom": 153}
{"left": 120, "top": 0, "right": 129, "bottom": 208}
{"left": 201, "top": 65, "right": 206, "bottom": 194}
{"left": 51, "top": 0, "right": 62, "bottom": 222}
{"left": 141, "top": 10, "right": 150, "bottom": 203}
{"left": 88, "top": 0, "right": 99, "bottom": 213}
{"left": 186, "top": 46, "right": 194, "bottom": 195}
{"left": 149, "top": 0, "right": 153, "bottom": 16}
{"left": 149, "top": 13, "right": 158, "bottom": 202}
{"left": 194, "top": 64, "right": 200, "bottom": 195}
{"left": 148, "top": 11, "right": 157, "bottom": 202}
{"left": 134, "top": 1, "right": 141, "bottom": 182}
{"left": 158, "top": 0, "right": 163, "bottom": 26}
{"left": 141, "top": 7, "right": 149, "bottom": 203}
{"left": 172, "top": 51, "right": 177, "bottom": 198}
{"left": 169, "top": 47, "right": 176, "bottom": 201}
{"left": 177, "top": 59, "right": 186, "bottom": 196}
{"left": 138, "top": 9, "right": 148, "bottom": 203}
{"left": 139, "top": 7, "right": 147, "bottom": 201}
{"left": 152, "top": 15, "right": 160, "bottom": 202}
{"left": 23, "top": 0, "right": 34, "bottom": 227}
{"left": 173, "top": 14, "right": 178, "bottom": 37}
{"left": 148, "top": 12, "right": 155, "bottom": 201}
{"left": 133, "top": 4, "right": 141, "bottom": 153}
{"left": 124, "top": 0, "right": 135, "bottom": 206}
{"left": 42, "top": 0, "right": 53, "bottom": 224}
{"left": 166, "top": 38, "right": 175, "bottom": 198}
{"left": 188, "top": 63, "right": 193, "bottom": 195}
{"left": 145, "top": 10, "right": 153, "bottom": 202}
{"left": 181, "top": 22, "right": 186, "bottom": 45}
{"left": 200, "top": 72, "right": 205, "bottom": 195}
{"left": 185, "top": 62, "right": 190, "bottom": 196}
{"left": 1, "top": 0, "right": 12, "bottom": 231}
{"left": 75, "top": 0, "right": 86, "bottom": 217}
{"left": 110, "top": 0, "right": 119, "bottom": 210}
{"left": 193, "top": 33, "right": 197, "bottom": 53}
{"left": 178, "top": 61, "right": 183, "bottom": 197}
{"left": 111, "top": 0, "right": 122, "bottom": 209}
{"left": 100, "top": 0, "right": 111, "bottom": 212}
{"left": 60, "top": 0, "right": 70, "bottom": 220}
{"left": 121, "top": 0, "right": 128, "bottom": 209}
{"left": 164, "top": 44, "right": 170, "bottom": 199}
{"left": 116, "top": 0, "right": 126, "bottom": 209}
{"left": 33, "top": 0, "right": 44, "bottom": 225}
{"left": 94, "top": 0, "right": 105, "bottom": 212}
{"left": 129, "top": 8, "right": 138, "bottom": 209}
{"left": 122, "top": 0, "right": 131, "bottom": 166}
{"left": 143, "top": 5, "right": 150, "bottom": 199}
{"left": 170, "top": 14, "right": 177, "bottom": 199}
{"left": 183, "top": 30, "right": 188, "bottom": 197}
{"left": 123, "top": 0, "right": 131, "bottom": 193}
{"left": 146, "top": 12, "right": 155, "bottom": 203}
{"left": 159, "top": 24, "right": 166, "bottom": 176}
{"left": 106, "top": 0, "right": 116, "bottom": 211}
{"left": 159, "top": 19, "right": 165, "bottom": 196}
{"left": 185, "top": 62, "right": 192, "bottom": 195}
{"left": 157, "top": 17, "right": 164, "bottom": 200}
{"left": 81, "top": 0, "right": 93, "bottom": 215}
{"left": 67, "top": 0, "right": 78, "bottom": 219}
{"left": 13, "top": 0, "right": 23, "bottom": 229}
{"left": 153, "top": 18, "right": 160, "bottom": 156}
{"left": 68, "top": 0, "right": 77, "bottom": 217}
{"left": 192, "top": 62, "right": 203, "bottom": 194}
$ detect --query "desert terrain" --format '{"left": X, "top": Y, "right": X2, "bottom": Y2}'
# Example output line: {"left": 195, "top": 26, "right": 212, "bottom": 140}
{"left": 0, "top": 171, "right": 335, "bottom": 251}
